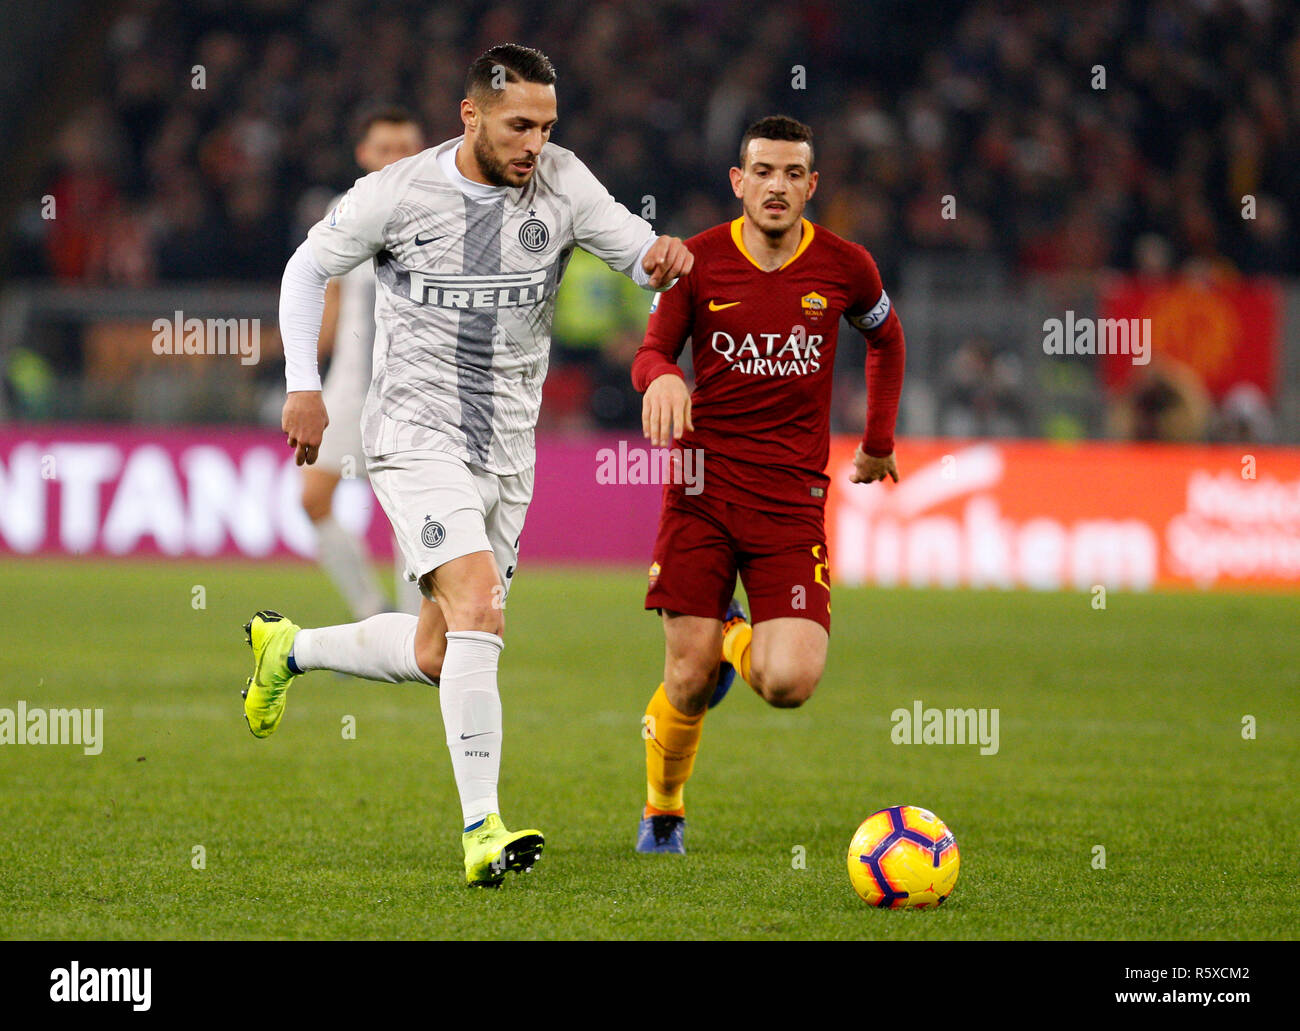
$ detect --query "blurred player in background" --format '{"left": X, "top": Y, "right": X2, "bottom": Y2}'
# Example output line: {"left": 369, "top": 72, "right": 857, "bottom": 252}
{"left": 303, "top": 106, "right": 424, "bottom": 620}
{"left": 632, "top": 116, "right": 905, "bottom": 853}
{"left": 242, "top": 44, "right": 693, "bottom": 886}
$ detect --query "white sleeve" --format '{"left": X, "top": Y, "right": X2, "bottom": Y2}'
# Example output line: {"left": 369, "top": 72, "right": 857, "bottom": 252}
{"left": 629, "top": 236, "right": 666, "bottom": 291}
{"left": 306, "top": 166, "right": 396, "bottom": 277}
{"left": 279, "top": 240, "right": 332, "bottom": 392}
{"left": 567, "top": 152, "right": 661, "bottom": 287}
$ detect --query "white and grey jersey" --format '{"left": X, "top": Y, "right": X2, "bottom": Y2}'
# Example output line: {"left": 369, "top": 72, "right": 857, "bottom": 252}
{"left": 307, "top": 136, "right": 658, "bottom": 475}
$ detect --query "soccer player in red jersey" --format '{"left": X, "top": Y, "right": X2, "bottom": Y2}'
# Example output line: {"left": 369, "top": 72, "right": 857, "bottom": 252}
{"left": 631, "top": 116, "right": 905, "bottom": 853}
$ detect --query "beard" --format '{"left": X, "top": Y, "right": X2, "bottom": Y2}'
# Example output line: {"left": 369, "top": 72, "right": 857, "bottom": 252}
{"left": 473, "top": 132, "right": 525, "bottom": 187}
{"left": 748, "top": 197, "right": 801, "bottom": 238}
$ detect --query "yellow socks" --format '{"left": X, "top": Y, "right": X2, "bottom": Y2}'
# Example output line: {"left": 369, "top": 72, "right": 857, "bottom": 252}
{"left": 643, "top": 683, "right": 704, "bottom": 814}
{"left": 722, "top": 619, "right": 752, "bottom": 684}
{"left": 643, "top": 618, "right": 752, "bottom": 814}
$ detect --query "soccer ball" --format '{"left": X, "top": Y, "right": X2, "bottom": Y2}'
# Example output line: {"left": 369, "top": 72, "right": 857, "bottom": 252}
{"left": 847, "top": 805, "right": 960, "bottom": 909}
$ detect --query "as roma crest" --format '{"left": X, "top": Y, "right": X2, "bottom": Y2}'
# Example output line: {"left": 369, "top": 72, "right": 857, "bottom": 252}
{"left": 801, "top": 291, "right": 828, "bottom": 321}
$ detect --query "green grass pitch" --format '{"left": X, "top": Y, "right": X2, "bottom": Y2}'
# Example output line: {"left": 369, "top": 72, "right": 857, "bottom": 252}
{"left": 0, "top": 559, "right": 1295, "bottom": 940}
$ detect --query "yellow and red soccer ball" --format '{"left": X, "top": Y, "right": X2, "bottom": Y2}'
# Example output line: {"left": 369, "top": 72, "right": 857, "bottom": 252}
{"left": 847, "top": 805, "right": 960, "bottom": 909}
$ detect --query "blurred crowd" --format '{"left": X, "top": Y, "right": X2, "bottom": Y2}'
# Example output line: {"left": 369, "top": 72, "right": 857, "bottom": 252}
{"left": 6, "top": 0, "right": 1298, "bottom": 440}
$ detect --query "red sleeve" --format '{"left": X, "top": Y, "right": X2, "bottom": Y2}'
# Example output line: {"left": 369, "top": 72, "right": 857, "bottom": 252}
{"left": 861, "top": 309, "right": 905, "bottom": 457}
{"left": 631, "top": 270, "right": 694, "bottom": 392}
{"left": 845, "top": 247, "right": 905, "bottom": 458}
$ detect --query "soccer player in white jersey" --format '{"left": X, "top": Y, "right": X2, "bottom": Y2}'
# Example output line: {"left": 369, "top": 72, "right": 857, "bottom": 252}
{"left": 302, "top": 106, "right": 424, "bottom": 621}
{"left": 242, "top": 44, "right": 693, "bottom": 887}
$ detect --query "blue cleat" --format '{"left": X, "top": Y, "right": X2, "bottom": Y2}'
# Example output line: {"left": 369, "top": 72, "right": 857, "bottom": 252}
{"left": 710, "top": 596, "right": 748, "bottom": 708}
{"left": 635, "top": 813, "right": 686, "bottom": 854}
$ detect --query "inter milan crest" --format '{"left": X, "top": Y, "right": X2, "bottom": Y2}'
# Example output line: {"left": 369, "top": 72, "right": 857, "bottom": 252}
{"left": 519, "top": 217, "right": 550, "bottom": 252}
{"left": 421, "top": 517, "right": 446, "bottom": 548}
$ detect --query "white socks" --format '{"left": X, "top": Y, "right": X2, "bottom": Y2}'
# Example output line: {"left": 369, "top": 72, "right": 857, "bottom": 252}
{"left": 313, "top": 515, "right": 387, "bottom": 620}
{"left": 440, "top": 631, "right": 504, "bottom": 828}
{"left": 290, "top": 618, "right": 505, "bottom": 831}
{"left": 291, "top": 613, "right": 434, "bottom": 685}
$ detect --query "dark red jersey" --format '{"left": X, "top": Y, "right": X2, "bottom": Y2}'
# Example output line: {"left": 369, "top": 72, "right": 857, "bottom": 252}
{"left": 631, "top": 217, "right": 905, "bottom": 510}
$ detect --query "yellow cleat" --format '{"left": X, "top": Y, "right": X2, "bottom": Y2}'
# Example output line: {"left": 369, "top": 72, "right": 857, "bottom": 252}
{"left": 462, "top": 814, "right": 544, "bottom": 887}
{"left": 241, "top": 610, "right": 301, "bottom": 738}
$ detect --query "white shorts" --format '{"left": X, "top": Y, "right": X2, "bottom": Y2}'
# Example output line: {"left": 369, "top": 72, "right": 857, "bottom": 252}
{"left": 315, "top": 376, "right": 367, "bottom": 477}
{"left": 367, "top": 449, "right": 532, "bottom": 601}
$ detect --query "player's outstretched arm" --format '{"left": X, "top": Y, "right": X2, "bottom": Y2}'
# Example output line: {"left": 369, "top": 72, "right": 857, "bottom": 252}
{"left": 850, "top": 445, "right": 899, "bottom": 484}
{"left": 641, "top": 235, "right": 694, "bottom": 290}
{"left": 642, "top": 373, "right": 693, "bottom": 447}
{"left": 564, "top": 150, "right": 692, "bottom": 290}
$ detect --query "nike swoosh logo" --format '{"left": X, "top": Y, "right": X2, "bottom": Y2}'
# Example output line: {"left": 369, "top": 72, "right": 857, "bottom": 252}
{"left": 708, "top": 300, "right": 741, "bottom": 311}
{"left": 459, "top": 731, "right": 490, "bottom": 740}
{"left": 414, "top": 232, "right": 442, "bottom": 246}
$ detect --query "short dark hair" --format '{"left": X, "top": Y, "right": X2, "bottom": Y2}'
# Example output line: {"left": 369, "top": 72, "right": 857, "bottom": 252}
{"left": 739, "top": 115, "right": 815, "bottom": 169}
{"left": 465, "top": 44, "right": 557, "bottom": 106}
{"left": 354, "top": 104, "right": 420, "bottom": 144}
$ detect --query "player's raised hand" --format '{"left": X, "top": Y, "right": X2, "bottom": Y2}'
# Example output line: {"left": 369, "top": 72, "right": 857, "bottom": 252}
{"left": 642, "top": 373, "right": 693, "bottom": 447}
{"left": 282, "top": 390, "right": 329, "bottom": 466}
{"left": 850, "top": 445, "right": 899, "bottom": 484}
{"left": 642, "top": 235, "right": 693, "bottom": 290}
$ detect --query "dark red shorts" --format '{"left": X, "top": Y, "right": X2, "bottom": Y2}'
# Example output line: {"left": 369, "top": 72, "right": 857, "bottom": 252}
{"left": 644, "top": 488, "right": 831, "bottom": 632}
